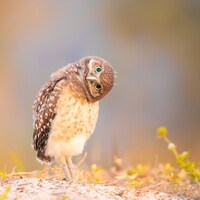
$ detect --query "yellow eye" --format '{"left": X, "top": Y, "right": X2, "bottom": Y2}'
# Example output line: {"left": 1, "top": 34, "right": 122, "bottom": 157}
{"left": 95, "top": 83, "right": 102, "bottom": 91}
{"left": 95, "top": 66, "right": 102, "bottom": 73}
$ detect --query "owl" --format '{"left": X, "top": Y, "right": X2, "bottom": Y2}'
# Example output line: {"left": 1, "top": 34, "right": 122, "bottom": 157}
{"left": 32, "top": 56, "right": 115, "bottom": 181}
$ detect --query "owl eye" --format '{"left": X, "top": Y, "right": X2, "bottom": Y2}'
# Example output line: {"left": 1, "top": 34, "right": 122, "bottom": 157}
{"left": 95, "top": 83, "right": 102, "bottom": 91}
{"left": 95, "top": 66, "right": 102, "bottom": 73}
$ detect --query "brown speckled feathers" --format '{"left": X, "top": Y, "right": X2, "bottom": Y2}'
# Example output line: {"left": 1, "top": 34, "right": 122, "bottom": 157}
{"left": 33, "top": 74, "right": 68, "bottom": 162}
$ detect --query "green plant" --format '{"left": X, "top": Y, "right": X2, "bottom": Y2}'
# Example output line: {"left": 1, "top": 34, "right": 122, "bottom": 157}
{"left": 157, "top": 126, "right": 200, "bottom": 182}
{"left": 11, "top": 153, "right": 25, "bottom": 172}
{"left": 0, "top": 169, "right": 7, "bottom": 179}
{"left": 0, "top": 186, "right": 11, "bottom": 200}
{"left": 60, "top": 196, "right": 67, "bottom": 200}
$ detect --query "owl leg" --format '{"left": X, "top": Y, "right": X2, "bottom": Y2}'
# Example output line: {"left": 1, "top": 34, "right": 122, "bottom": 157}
{"left": 65, "top": 157, "right": 76, "bottom": 181}
{"left": 60, "top": 157, "right": 71, "bottom": 181}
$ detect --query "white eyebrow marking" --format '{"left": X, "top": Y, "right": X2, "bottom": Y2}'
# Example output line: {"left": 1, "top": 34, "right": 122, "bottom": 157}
{"left": 88, "top": 59, "right": 96, "bottom": 71}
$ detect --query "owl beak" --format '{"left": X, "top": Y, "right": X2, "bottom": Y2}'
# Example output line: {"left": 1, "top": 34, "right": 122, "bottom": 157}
{"left": 86, "top": 75, "right": 97, "bottom": 81}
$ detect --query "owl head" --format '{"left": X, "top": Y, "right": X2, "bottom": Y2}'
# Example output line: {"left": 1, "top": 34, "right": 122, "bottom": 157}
{"left": 79, "top": 56, "right": 115, "bottom": 102}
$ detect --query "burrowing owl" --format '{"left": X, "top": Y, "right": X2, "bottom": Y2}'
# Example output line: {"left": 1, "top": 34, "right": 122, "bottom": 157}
{"left": 32, "top": 56, "right": 115, "bottom": 180}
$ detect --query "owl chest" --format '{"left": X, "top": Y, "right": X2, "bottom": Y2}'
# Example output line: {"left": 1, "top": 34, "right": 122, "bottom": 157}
{"left": 50, "top": 88, "right": 99, "bottom": 141}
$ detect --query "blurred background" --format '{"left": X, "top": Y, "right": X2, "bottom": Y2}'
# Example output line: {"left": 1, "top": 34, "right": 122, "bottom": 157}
{"left": 0, "top": 0, "right": 200, "bottom": 171}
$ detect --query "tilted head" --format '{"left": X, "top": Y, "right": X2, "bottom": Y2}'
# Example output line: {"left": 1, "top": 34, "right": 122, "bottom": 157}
{"left": 78, "top": 56, "right": 115, "bottom": 102}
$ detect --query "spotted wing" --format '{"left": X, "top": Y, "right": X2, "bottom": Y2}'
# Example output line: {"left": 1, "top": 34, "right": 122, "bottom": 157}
{"left": 32, "top": 75, "right": 67, "bottom": 163}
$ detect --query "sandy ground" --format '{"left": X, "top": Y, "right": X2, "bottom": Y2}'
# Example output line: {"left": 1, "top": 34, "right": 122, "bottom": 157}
{"left": 0, "top": 177, "right": 192, "bottom": 200}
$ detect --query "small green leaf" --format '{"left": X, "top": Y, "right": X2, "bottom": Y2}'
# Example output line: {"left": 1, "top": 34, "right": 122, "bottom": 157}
{"left": 0, "top": 186, "right": 11, "bottom": 200}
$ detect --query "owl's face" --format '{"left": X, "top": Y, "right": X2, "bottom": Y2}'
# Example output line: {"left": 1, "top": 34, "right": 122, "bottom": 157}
{"left": 79, "top": 56, "right": 115, "bottom": 102}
